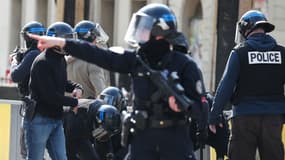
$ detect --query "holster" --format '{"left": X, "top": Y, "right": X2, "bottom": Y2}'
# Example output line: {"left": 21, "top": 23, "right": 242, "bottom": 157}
{"left": 22, "top": 97, "right": 36, "bottom": 121}
{"left": 121, "top": 111, "right": 131, "bottom": 147}
{"left": 121, "top": 109, "right": 149, "bottom": 146}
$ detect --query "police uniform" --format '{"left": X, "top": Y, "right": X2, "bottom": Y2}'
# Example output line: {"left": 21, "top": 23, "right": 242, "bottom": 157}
{"left": 34, "top": 3, "right": 207, "bottom": 160}
{"left": 210, "top": 32, "right": 285, "bottom": 160}
{"left": 10, "top": 48, "right": 41, "bottom": 97}
{"left": 62, "top": 37, "right": 204, "bottom": 160}
{"left": 10, "top": 21, "right": 45, "bottom": 159}
{"left": 10, "top": 47, "right": 41, "bottom": 158}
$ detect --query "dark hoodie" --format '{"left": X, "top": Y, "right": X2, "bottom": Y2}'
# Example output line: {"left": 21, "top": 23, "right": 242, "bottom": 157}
{"left": 209, "top": 33, "right": 285, "bottom": 124}
{"left": 246, "top": 33, "right": 276, "bottom": 51}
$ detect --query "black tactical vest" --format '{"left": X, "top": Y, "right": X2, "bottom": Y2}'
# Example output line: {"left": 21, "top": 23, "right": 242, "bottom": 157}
{"left": 131, "top": 51, "right": 190, "bottom": 119}
{"left": 232, "top": 43, "right": 285, "bottom": 104}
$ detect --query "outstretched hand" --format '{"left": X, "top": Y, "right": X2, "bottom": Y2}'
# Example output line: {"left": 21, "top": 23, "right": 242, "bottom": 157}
{"left": 28, "top": 34, "right": 66, "bottom": 51}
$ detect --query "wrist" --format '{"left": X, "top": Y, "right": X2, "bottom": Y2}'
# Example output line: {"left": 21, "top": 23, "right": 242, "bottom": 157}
{"left": 58, "top": 38, "right": 66, "bottom": 48}
{"left": 75, "top": 86, "right": 84, "bottom": 95}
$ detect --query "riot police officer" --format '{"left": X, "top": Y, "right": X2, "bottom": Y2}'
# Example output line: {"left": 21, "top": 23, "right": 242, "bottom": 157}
{"left": 10, "top": 21, "right": 46, "bottom": 97}
{"left": 9, "top": 21, "right": 46, "bottom": 159}
{"left": 98, "top": 86, "right": 126, "bottom": 111}
{"left": 29, "top": 3, "right": 207, "bottom": 160}
{"left": 67, "top": 20, "right": 109, "bottom": 99}
{"left": 92, "top": 104, "right": 122, "bottom": 160}
{"left": 209, "top": 10, "right": 285, "bottom": 160}
{"left": 170, "top": 30, "right": 229, "bottom": 160}
{"left": 90, "top": 86, "right": 128, "bottom": 160}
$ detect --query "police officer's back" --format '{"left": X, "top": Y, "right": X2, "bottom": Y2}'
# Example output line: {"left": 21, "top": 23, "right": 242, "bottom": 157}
{"left": 209, "top": 10, "right": 285, "bottom": 160}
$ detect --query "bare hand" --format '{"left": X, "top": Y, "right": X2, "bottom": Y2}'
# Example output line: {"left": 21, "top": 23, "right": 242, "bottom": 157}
{"left": 28, "top": 34, "right": 66, "bottom": 51}
{"left": 209, "top": 123, "right": 223, "bottom": 134}
{"left": 72, "top": 88, "right": 83, "bottom": 98}
{"left": 168, "top": 96, "right": 181, "bottom": 112}
{"left": 72, "top": 106, "right": 78, "bottom": 114}
{"left": 10, "top": 56, "right": 18, "bottom": 65}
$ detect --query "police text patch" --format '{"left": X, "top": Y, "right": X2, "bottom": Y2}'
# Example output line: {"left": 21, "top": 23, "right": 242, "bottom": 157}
{"left": 248, "top": 51, "right": 281, "bottom": 64}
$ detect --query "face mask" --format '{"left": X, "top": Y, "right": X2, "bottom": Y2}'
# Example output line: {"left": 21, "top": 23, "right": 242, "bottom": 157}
{"left": 140, "top": 38, "right": 170, "bottom": 64}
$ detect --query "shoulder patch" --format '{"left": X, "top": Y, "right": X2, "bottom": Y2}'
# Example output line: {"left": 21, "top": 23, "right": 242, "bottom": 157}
{"left": 248, "top": 51, "right": 281, "bottom": 64}
{"left": 196, "top": 80, "right": 203, "bottom": 94}
{"left": 109, "top": 46, "right": 125, "bottom": 54}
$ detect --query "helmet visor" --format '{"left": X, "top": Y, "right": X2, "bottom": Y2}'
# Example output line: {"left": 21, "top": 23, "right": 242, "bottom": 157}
{"left": 99, "top": 94, "right": 115, "bottom": 106}
{"left": 25, "top": 27, "right": 46, "bottom": 35}
{"left": 20, "top": 27, "right": 46, "bottom": 50}
{"left": 124, "top": 13, "right": 155, "bottom": 47}
{"left": 20, "top": 33, "right": 28, "bottom": 51}
{"left": 234, "top": 23, "right": 245, "bottom": 44}
{"left": 94, "top": 24, "right": 109, "bottom": 44}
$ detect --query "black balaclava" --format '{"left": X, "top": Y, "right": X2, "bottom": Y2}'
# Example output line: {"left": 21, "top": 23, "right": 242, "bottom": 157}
{"left": 139, "top": 37, "right": 170, "bottom": 67}
{"left": 29, "top": 41, "right": 38, "bottom": 50}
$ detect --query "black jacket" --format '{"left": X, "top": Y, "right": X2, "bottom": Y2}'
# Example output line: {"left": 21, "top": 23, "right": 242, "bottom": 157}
{"left": 30, "top": 49, "right": 81, "bottom": 119}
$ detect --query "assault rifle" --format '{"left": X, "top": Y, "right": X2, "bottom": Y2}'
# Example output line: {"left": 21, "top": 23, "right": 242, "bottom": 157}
{"left": 135, "top": 54, "right": 194, "bottom": 111}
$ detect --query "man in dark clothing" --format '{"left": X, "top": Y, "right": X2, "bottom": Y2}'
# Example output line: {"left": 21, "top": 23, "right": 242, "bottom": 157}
{"left": 9, "top": 21, "right": 46, "bottom": 159}
{"left": 24, "top": 22, "right": 83, "bottom": 160}
{"left": 209, "top": 10, "right": 285, "bottom": 160}
{"left": 30, "top": 4, "right": 208, "bottom": 160}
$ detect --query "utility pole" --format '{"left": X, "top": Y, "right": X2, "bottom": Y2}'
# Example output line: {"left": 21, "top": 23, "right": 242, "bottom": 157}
{"left": 55, "top": 0, "right": 88, "bottom": 26}
{"left": 215, "top": 0, "right": 239, "bottom": 88}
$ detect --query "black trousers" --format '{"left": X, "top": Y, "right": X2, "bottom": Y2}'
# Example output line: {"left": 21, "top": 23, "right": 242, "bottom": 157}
{"left": 66, "top": 139, "right": 100, "bottom": 160}
{"left": 206, "top": 120, "right": 229, "bottom": 158}
{"left": 95, "top": 134, "right": 128, "bottom": 160}
{"left": 63, "top": 111, "right": 100, "bottom": 160}
{"left": 229, "top": 115, "right": 284, "bottom": 160}
{"left": 130, "top": 125, "right": 196, "bottom": 160}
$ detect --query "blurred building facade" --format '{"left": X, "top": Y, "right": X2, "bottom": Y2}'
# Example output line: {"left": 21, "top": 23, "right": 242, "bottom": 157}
{"left": 0, "top": 0, "right": 285, "bottom": 92}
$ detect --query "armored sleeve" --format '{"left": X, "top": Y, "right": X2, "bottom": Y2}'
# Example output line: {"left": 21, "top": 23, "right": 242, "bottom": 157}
{"left": 64, "top": 39, "right": 137, "bottom": 73}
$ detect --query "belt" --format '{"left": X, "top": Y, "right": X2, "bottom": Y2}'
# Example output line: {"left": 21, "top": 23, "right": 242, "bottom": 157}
{"left": 134, "top": 98, "right": 152, "bottom": 108}
{"left": 148, "top": 119, "right": 186, "bottom": 128}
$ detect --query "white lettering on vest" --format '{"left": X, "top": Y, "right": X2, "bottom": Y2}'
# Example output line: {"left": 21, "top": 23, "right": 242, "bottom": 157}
{"left": 248, "top": 51, "right": 282, "bottom": 64}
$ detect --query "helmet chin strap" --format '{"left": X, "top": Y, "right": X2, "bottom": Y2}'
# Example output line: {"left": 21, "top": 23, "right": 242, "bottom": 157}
{"left": 52, "top": 47, "right": 68, "bottom": 55}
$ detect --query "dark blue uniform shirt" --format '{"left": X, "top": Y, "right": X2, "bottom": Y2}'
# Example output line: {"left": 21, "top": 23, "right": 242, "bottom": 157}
{"left": 10, "top": 48, "right": 41, "bottom": 96}
{"left": 210, "top": 33, "right": 285, "bottom": 124}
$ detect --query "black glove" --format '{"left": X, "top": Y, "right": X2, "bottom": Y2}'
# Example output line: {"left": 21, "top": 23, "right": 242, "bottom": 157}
{"left": 93, "top": 127, "right": 109, "bottom": 142}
